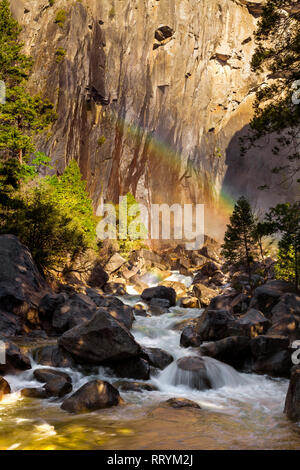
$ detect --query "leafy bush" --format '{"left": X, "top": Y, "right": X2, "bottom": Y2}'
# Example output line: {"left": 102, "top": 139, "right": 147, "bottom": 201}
{"left": 55, "top": 9, "right": 67, "bottom": 27}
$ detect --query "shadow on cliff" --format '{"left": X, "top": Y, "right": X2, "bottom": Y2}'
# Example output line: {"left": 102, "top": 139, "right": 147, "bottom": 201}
{"left": 221, "top": 124, "right": 299, "bottom": 212}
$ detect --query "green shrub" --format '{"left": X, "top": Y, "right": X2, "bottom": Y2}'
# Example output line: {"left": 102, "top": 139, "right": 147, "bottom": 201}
{"left": 55, "top": 48, "right": 66, "bottom": 63}
{"left": 55, "top": 9, "right": 67, "bottom": 27}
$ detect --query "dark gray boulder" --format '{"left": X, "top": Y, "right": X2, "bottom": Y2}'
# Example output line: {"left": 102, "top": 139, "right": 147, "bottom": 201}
{"left": 200, "top": 336, "right": 250, "bottom": 369}
{"left": 52, "top": 293, "right": 96, "bottom": 333}
{"left": 111, "top": 357, "right": 150, "bottom": 380}
{"left": 175, "top": 356, "right": 212, "bottom": 390}
{"left": 163, "top": 397, "right": 201, "bottom": 409}
{"left": 61, "top": 380, "right": 121, "bottom": 413}
{"left": 228, "top": 309, "right": 271, "bottom": 338}
{"left": 250, "top": 280, "right": 296, "bottom": 317}
{"left": 33, "top": 344, "right": 75, "bottom": 369}
{"left": 180, "top": 325, "right": 202, "bottom": 348}
{"left": 195, "top": 309, "right": 235, "bottom": 341}
{"left": 142, "top": 347, "right": 174, "bottom": 370}
{"left": 0, "top": 338, "right": 31, "bottom": 375}
{"left": 250, "top": 335, "right": 290, "bottom": 358}
{"left": 0, "top": 376, "right": 11, "bottom": 400}
{"left": 59, "top": 309, "right": 141, "bottom": 364}
{"left": 141, "top": 286, "right": 176, "bottom": 306}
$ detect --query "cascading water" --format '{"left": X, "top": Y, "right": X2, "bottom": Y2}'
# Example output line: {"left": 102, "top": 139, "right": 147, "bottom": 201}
{"left": 0, "top": 272, "right": 299, "bottom": 450}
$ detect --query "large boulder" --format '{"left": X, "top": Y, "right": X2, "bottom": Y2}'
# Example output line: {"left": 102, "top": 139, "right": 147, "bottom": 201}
{"left": 271, "top": 293, "right": 300, "bottom": 323}
{"left": 0, "top": 338, "right": 31, "bottom": 375}
{"left": 61, "top": 380, "right": 121, "bottom": 413}
{"left": 141, "top": 347, "right": 174, "bottom": 370}
{"left": 180, "top": 325, "right": 202, "bottom": 348}
{"left": 195, "top": 309, "right": 235, "bottom": 341}
{"left": 0, "top": 234, "right": 47, "bottom": 308}
{"left": 59, "top": 309, "right": 141, "bottom": 364}
{"left": 105, "top": 253, "right": 126, "bottom": 274}
{"left": 52, "top": 293, "right": 96, "bottom": 333}
{"left": 284, "top": 366, "right": 300, "bottom": 421}
{"left": 38, "top": 292, "right": 69, "bottom": 320}
{"left": 192, "top": 283, "right": 219, "bottom": 308}
{"left": 141, "top": 286, "right": 176, "bottom": 306}
{"left": 250, "top": 280, "right": 296, "bottom": 317}
{"left": 228, "top": 309, "right": 271, "bottom": 338}
{"left": 252, "top": 350, "right": 292, "bottom": 378}
{"left": 250, "top": 335, "right": 290, "bottom": 358}
{"left": 85, "top": 290, "right": 134, "bottom": 330}
{"left": 163, "top": 397, "right": 201, "bottom": 409}
{"left": 0, "top": 235, "right": 48, "bottom": 335}
{"left": 175, "top": 356, "right": 211, "bottom": 390}
{"left": 0, "top": 310, "right": 22, "bottom": 337}
{"left": 200, "top": 336, "right": 250, "bottom": 369}
{"left": 87, "top": 262, "right": 109, "bottom": 289}
{"left": 0, "top": 376, "right": 11, "bottom": 401}
{"left": 267, "top": 316, "right": 300, "bottom": 342}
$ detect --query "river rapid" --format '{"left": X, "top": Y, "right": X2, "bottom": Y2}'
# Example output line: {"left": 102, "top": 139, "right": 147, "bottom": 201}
{"left": 1, "top": 273, "right": 300, "bottom": 450}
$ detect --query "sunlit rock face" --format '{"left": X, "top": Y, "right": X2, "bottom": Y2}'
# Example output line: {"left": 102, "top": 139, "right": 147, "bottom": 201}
{"left": 10, "top": 0, "right": 298, "bottom": 238}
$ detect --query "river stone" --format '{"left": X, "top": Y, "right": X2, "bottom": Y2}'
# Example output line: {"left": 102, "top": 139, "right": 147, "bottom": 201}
{"left": 33, "top": 368, "right": 72, "bottom": 384}
{"left": 111, "top": 357, "right": 150, "bottom": 380}
{"left": 105, "top": 253, "right": 126, "bottom": 274}
{"left": 164, "top": 398, "right": 201, "bottom": 409}
{"left": 271, "top": 293, "right": 300, "bottom": 323}
{"left": 229, "top": 309, "right": 271, "bottom": 338}
{"left": 284, "top": 366, "right": 300, "bottom": 421}
{"left": 250, "top": 335, "right": 290, "bottom": 358}
{"left": 59, "top": 309, "right": 141, "bottom": 364}
{"left": 0, "top": 235, "right": 47, "bottom": 319}
{"left": 250, "top": 280, "right": 296, "bottom": 317}
{"left": 180, "top": 325, "right": 202, "bottom": 348}
{"left": 0, "top": 376, "right": 11, "bottom": 400}
{"left": 38, "top": 292, "right": 69, "bottom": 320}
{"left": 141, "top": 286, "right": 176, "bottom": 306}
{"left": 149, "top": 298, "right": 171, "bottom": 315}
{"left": 200, "top": 336, "right": 250, "bottom": 369}
{"left": 52, "top": 293, "right": 96, "bottom": 333}
{"left": 267, "top": 315, "right": 300, "bottom": 342}
{"left": 180, "top": 297, "right": 200, "bottom": 309}
{"left": 142, "top": 347, "right": 174, "bottom": 370}
{"left": 114, "top": 381, "right": 158, "bottom": 392}
{"left": 252, "top": 350, "right": 292, "bottom": 378}
{"left": 44, "top": 376, "right": 72, "bottom": 398}
{"left": 21, "top": 387, "right": 48, "bottom": 399}
{"left": 61, "top": 380, "right": 121, "bottom": 413}
{"left": 195, "top": 309, "right": 235, "bottom": 341}
{"left": 175, "top": 356, "right": 211, "bottom": 391}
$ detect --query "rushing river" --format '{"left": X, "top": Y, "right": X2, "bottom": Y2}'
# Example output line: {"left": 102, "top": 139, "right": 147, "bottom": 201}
{"left": 1, "top": 274, "right": 300, "bottom": 450}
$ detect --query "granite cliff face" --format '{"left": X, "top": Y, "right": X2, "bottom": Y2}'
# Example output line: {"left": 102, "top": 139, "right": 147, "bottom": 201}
{"left": 9, "top": 0, "right": 298, "bottom": 238}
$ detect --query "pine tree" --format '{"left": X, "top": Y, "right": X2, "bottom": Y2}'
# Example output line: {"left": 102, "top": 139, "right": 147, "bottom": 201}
{"left": 266, "top": 202, "right": 300, "bottom": 288}
{"left": 0, "top": 0, "right": 56, "bottom": 163}
{"left": 221, "top": 197, "right": 257, "bottom": 283}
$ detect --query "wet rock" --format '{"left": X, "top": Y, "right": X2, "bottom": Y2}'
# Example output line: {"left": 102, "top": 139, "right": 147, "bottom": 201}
{"left": 267, "top": 316, "right": 300, "bottom": 342}
{"left": 180, "top": 297, "right": 200, "bottom": 309}
{"left": 142, "top": 347, "right": 174, "bottom": 370}
{"left": 0, "top": 338, "right": 31, "bottom": 375}
{"left": 284, "top": 366, "right": 300, "bottom": 421}
{"left": 163, "top": 397, "right": 201, "bottom": 409}
{"left": 52, "top": 293, "right": 96, "bottom": 333}
{"left": 141, "top": 286, "right": 176, "bottom": 306}
{"left": 33, "top": 344, "right": 75, "bottom": 369}
{"left": 250, "top": 280, "right": 296, "bottom": 317}
{"left": 0, "top": 235, "right": 48, "bottom": 322}
{"left": 21, "top": 387, "right": 48, "bottom": 399}
{"left": 105, "top": 303, "right": 135, "bottom": 330}
{"left": 33, "top": 368, "right": 72, "bottom": 384}
{"left": 192, "top": 283, "right": 218, "bottom": 308}
{"left": 250, "top": 335, "right": 290, "bottom": 358}
{"left": 160, "top": 281, "right": 187, "bottom": 297}
{"left": 229, "top": 309, "right": 271, "bottom": 338}
{"left": 44, "top": 376, "right": 72, "bottom": 397}
{"left": 200, "top": 336, "right": 250, "bottom": 369}
{"left": 111, "top": 357, "right": 150, "bottom": 380}
{"left": 271, "top": 293, "right": 300, "bottom": 323}
{"left": 195, "top": 261, "right": 220, "bottom": 279}
{"left": 209, "top": 270, "right": 226, "bottom": 287}
{"left": 105, "top": 253, "right": 127, "bottom": 274}
{"left": 0, "top": 310, "right": 22, "bottom": 337}
{"left": 175, "top": 356, "right": 211, "bottom": 390}
{"left": 252, "top": 350, "right": 292, "bottom": 378}
{"left": 207, "top": 294, "right": 235, "bottom": 312}
{"left": 114, "top": 380, "right": 158, "bottom": 392}
{"left": 195, "top": 309, "right": 235, "bottom": 341}
{"left": 180, "top": 325, "right": 202, "bottom": 348}
{"left": 61, "top": 380, "right": 122, "bottom": 413}
{"left": 0, "top": 376, "right": 11, "bottom": 400}
{"left": 59, "top": 309, "right": 141, "bottom": 364}
{"left": 87, "top": 262, "right": 109, "bottom": 288}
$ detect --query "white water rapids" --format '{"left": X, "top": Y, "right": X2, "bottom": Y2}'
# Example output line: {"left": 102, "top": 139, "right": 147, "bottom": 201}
{"left": 0, "top": 272, "right": 299, "bottom": 450}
